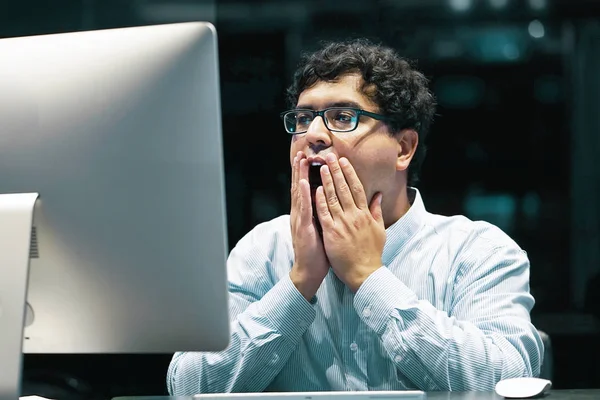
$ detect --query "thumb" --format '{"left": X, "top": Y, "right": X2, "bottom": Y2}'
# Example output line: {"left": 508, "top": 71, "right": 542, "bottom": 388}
{"left": 369, "top": 192, "right": 384, "bottom": 226}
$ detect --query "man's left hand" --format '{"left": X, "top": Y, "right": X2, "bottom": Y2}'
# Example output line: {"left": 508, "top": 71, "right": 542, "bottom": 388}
{"left": 315, "top": 153, "right": 386, "bottom": 292}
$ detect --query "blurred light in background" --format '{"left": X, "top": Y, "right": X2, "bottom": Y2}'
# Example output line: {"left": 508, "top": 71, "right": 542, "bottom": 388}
{"left": 502, "top": 42, "right": 521, "bottom": 60}
{"left": 528, "top": 0, "right": 547, "bottom": 11}
{"left": 464, "top": 189, "right": 541, "bottom": 236}
{"left": 449, "top": 0, "right": 472, "bottom": 12}
{"left": 466, "top": 27, "right": 525, "bottom": 63}
{"left": 528, "top": 19, "right": 545, "bottom": 38}
{"left": 435, "top": 75, "right": 486, "bottom": 109}
{"left": 134, "top": 0, "right": 216, "bottom": 23}
{"left": 431, "top": 39, "right": 464, "bottom": 59}
{"left": 522, "top": 191, "right": 541, "bottom": 221}
{"left": 489, "top": 0, "right": 509, "bottom": 10}
{"left": 464, "top": 189, "right": 518, "bottom": 235}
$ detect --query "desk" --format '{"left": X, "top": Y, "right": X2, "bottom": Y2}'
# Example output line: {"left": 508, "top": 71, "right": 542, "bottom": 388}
{"left": 427, "top": 390, "right": 600, "bottom": 399}
{"left": 113, "top": 390, "right": 600, "bottom": 400}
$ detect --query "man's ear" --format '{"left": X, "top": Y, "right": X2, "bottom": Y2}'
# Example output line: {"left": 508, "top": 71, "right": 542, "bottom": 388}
{"left": 396, "top": 129, "right": 418, "bottom": 172}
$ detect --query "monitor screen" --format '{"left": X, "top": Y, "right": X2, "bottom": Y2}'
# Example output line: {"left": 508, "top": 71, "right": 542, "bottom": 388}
{"left": 0, "top": 21, "right": 230, "bottom": 397}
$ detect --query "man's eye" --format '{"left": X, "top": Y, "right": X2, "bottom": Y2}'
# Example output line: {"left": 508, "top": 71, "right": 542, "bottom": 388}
{"left": 296, "top": 114, "right": 313, "bottom": 125}
{"left": 334, "top": 113, "right": 353, "bottom": 122}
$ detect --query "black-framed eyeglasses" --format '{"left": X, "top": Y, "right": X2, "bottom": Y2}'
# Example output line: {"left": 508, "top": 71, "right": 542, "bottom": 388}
{"left": 279, "top": 107, "right": 388, "bottom": 135}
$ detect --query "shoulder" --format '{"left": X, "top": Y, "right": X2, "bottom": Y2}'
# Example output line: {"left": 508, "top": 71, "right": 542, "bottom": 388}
{"left": 227, "top": 215, "right": 293, "bottom": 293}
{"left": 421, "top": 213, "right": 531, "bottom": 301}
{"left": 232, "top": 214, "right": 292, "bottom": 252}
{"left": 228, "top": 214, "right": 293, "bottom": 272}
{"left": 424, "top": 211, "right": 523, "bottom": 254}
{"left": 422, "top": 211, "right": 528, "bottom": 279}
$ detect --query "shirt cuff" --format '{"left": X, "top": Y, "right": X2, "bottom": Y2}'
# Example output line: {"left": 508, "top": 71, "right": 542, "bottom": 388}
{"left": 257, "top": 273, "right": 317, "bottom": 340}
{"left": 354, "top": 266, "right": 419, "bottom": 335}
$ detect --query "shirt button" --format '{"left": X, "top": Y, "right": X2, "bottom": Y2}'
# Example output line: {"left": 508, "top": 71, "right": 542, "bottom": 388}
{"left": 350, "top": 342, "right": 358, "bottom": 352}
{"left": 269, "top": 354, "right": 280, "bottom": 365}
{"left": 362, "top": 308, "right": 372, "bottom": 318}
{"left": 394, "top": 355, "right": 402, "bottom": 363}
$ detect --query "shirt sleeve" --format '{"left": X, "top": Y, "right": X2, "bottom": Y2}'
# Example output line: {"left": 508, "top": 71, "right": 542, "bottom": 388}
{"left": 167, "top": 222, "right": 316, "bottom": 395}
{"left": 353, "top": 241, "right": 544, "bottom": 391}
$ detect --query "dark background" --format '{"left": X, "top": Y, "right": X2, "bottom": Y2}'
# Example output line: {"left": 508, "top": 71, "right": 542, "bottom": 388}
{"left": 2, "top": 0, "right": 599, "bottom": 398}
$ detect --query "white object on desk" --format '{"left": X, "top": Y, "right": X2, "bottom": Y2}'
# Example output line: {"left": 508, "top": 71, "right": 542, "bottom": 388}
{"left": 20, "top": 396, "right": 54, "bottom": 400}
{"left": 494, "top": 377, "right": 552, "bottom": 398}
{"left": 194, "top": 391, "right": 425, "bottom": 400}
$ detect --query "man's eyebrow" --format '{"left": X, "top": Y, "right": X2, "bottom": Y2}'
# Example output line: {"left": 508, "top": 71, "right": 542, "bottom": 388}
{"left": 295, "top": 101, "right": 363, "bottom": 110}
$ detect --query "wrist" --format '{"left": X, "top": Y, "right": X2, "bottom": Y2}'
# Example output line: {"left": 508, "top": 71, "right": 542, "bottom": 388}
{"left": 345, "top": 265, "right": 382, "bottom": 292}
{"left": 289, "top": 266, "right": 322, "bottom": 302}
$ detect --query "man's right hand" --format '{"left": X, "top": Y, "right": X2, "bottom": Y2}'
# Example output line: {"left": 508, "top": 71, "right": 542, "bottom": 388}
{"left": 289, "top": 151, "right": 330, "bottom": 302}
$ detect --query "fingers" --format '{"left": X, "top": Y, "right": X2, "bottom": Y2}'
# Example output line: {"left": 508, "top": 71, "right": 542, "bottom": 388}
{"left": 338, "top": 156, "right": 368, "bottom": 209}
{"left": 298, "top": 178, "right": 313, "bottom": 227}
{"left": 291, "top": 155, "right": 298, "bottom": 209}
{"left": 295, "top": 152, "right": 370, "bottom": 229}
{"left": 298, "top": 157, "right": 312, "bottom": 227}
{"left": 321, "top": 163, "right": 344, "bottom": 217}
{"left": 315, "top": 185, "right": 333, "bottom": 228}
{"left": 369, "top": 192, "right": 384, "bottom": 226}
{"left": 291, "top": 151, "right": 305, "bottom": 212}
{"left": 299, "top": 157, "right": 309, "bottom": 183}
{"left": 324, "top": 153, "right": 354, "bottom": 211}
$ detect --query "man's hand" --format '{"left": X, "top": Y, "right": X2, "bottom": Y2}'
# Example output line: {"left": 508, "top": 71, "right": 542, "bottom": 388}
{"left": 315, "top": 153, "right": 386, "bottom": 292}
{"left": 289, "top": 151, "right": 330, "bottom": 301}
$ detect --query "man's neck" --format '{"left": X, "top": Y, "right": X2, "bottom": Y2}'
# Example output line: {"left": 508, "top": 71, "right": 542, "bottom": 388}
{"left": 382, "top": 184, "right": 412, "bottom": 229}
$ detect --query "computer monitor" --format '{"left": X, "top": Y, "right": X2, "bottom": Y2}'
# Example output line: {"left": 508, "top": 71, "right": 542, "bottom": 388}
{"left": 0, "top": 22, "right": 230, "bottom": 399}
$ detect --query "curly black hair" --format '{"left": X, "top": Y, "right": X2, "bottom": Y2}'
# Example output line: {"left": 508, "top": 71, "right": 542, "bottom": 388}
{"left": 286, "top": 38, "right": 436, "bottom": 187}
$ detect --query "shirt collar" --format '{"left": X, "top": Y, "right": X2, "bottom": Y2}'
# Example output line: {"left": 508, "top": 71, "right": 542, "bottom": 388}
{"left": 382, "top": 187, "right": 426, "bottom": 265}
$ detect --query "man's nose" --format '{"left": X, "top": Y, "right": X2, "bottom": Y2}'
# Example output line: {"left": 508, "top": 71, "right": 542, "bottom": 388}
{"left": 304, "top": 115, "right": 332, "bottom": 151}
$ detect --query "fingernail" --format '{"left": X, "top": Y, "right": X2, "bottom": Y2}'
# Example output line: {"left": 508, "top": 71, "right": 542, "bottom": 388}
{"left": 339, "top": 157, "right": 349, "bottom": 167}
{"left": 321, "top": 165, "right": 330, "bottom": 175}
{"left": 326, "top": 153, "right": 336, "bottom": 163}
{"left": 378, "top": 194, "right": 383, "bottom": 205}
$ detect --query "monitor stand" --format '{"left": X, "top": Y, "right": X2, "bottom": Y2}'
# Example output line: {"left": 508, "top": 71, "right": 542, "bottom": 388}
{"left": 0, "top": 193, "right": 39, "bottom": 400}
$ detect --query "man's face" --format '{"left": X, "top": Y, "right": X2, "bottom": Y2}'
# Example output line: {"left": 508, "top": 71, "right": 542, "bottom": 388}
{"left": 289, "top": 73, "right": 409, "bottom": 206}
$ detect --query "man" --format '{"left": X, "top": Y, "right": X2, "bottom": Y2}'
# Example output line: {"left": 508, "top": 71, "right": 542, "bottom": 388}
{"left": 167, "top": 38, "right": 544, "bottom": 394}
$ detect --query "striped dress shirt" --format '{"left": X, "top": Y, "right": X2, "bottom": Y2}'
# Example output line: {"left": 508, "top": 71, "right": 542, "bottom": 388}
{"left": 167, "top": 188, "right": 544, "bottom": 395}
